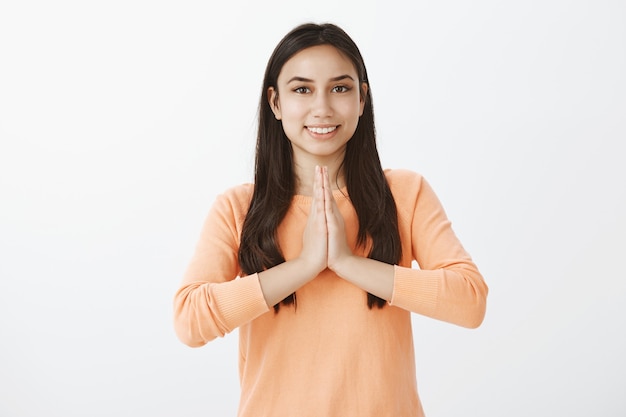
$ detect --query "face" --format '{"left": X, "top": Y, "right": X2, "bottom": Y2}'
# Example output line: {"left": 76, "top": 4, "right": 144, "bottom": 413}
{"left": 268, "top": 44, "right": 367, "bottom": 167}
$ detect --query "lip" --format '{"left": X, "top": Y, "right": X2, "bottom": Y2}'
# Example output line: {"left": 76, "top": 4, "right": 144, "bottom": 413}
{"left": 306, "top": 125, "right": 339, "bottom": 139}
{"left": 307, "top": 124, "right": 338, "bottom": 128}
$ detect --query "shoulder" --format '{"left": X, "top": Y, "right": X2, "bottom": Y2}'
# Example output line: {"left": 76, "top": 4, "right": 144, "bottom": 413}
{"left": 219, "top": 183, "right": 254, "bottom": 205}
{"left": 384, "top": 168, "right": 425, "bottom": 193}
{"left": 211, "top": 183, "right": 254, "bottom": 219}
{"left": 384, "top": 169, "right": 442, "bottom": 213}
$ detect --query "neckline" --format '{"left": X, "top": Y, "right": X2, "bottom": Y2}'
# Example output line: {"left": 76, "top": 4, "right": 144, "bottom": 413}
{"left": 292, "top": 186, "right": 349, "bottom": 204}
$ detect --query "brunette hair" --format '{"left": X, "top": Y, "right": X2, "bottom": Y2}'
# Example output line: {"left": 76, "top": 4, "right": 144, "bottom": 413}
{"left": 238, "top": 23, "right": 401, "bottom": 311}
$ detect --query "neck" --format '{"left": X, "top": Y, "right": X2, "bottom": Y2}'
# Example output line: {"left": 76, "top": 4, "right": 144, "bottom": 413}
{"left": 293, "top": 155, "right": 345, "bottom": 195}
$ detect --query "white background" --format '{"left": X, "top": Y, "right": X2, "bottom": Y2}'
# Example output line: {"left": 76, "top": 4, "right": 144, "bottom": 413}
{"left": 1, "top": 0, "right": 624, "bottom": 416}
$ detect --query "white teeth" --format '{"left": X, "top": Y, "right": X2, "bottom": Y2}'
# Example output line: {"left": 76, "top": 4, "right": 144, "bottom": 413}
{"left": 308, "top": 126, "right": 337, "bottom": 134}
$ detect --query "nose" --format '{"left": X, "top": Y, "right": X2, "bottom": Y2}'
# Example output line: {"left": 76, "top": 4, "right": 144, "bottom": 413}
{"left": 311, "top": 91, "right": 333, "bottom": 118}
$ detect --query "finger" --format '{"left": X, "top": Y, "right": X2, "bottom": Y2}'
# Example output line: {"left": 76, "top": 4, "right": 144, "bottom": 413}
{"left": 313, "top": 165, "right": 322, "bottom": 209}
{"left": 315, "top": 166, "right": 327, "bottom": 223}
{"left": 322, "top": 166, "right": 334, "bottom": 214}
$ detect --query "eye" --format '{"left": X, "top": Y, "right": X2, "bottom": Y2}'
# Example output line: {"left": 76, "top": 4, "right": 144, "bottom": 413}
{"left": 332, "top": 85, "right": 351, "bottom": 93}
{"left": 294, "top": 86, "right": 311, "bottom": 94}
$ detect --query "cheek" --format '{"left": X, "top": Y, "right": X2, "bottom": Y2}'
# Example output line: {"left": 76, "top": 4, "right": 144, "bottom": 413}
{"left": 278, "top": 98, "right": 306, "bottom": 120}
{"left": 338, "top": 98, "right": 363, "bottom": 120}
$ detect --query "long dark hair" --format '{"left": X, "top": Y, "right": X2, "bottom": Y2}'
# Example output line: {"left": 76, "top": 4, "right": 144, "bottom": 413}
{"left": 238, "top": 23, "right": 401, "bottom": 312}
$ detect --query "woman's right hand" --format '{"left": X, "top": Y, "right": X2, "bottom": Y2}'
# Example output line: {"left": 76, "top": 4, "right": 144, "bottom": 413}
{"left": 258, "top": 166, "right": 327, "bottom": 306}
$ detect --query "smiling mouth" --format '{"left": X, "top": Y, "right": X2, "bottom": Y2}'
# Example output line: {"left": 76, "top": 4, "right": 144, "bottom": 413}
{"left": 307, "top": 126, "right": 338, "bottom": 134}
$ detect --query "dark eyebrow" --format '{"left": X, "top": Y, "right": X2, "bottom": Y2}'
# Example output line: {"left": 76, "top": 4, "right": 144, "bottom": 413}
{"left": 287, "top": 74, "right": 355, "bottom": 84}
{"left": 330, "top": 74, "right": 355, "bottom": 82}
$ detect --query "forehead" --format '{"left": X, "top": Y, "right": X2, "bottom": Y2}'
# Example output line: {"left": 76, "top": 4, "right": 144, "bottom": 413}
{"left": 277, "top": 44, "right": 358, "bottom": 82}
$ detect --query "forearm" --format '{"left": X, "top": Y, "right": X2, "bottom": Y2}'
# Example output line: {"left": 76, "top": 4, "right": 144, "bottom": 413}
{"left": 258, "top": 258, "right": 321, "bottom": 307}
{"left": 330, "top": 255, "right": 395, "bottom": 301}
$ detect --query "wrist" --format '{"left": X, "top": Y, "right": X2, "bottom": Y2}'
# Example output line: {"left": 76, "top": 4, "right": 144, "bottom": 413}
{"left": 328, "top": 254, "right": 354, "bottom": 279}
{"left": 292, "top": 256, "right": 326, "bottom": 281}
{"left": 330, "top": 256, "right": 395, "bottom": 301}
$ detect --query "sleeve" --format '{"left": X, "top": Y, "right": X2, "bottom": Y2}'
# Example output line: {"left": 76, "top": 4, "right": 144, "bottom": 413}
{"left": 388, "top": 173, "right": 488, "bottom": 328}
{"left": 173, "top": 188, "right": 270, "bottom": 347}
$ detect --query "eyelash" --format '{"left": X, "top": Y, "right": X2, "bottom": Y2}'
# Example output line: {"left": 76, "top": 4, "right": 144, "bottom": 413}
{"left": 293, "top": 85, "right": 352, "bottom": 94}
{"left": 332, "top": 85, "right": 351, "bottom": 93}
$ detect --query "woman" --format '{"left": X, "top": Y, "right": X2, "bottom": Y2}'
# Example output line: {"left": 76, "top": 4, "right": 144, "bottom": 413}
{"left": 174, "top": 22, "right": 488, "bottom": 416}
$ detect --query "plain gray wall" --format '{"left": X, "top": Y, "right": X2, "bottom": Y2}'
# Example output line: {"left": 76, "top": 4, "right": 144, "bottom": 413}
{"left": 1, "top": 0, "right": 624, "bottom": 415}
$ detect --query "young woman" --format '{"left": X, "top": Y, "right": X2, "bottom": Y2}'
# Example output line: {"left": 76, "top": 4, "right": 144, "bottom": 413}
{"left": 174, "top": 23, "right": 488, "bottom": 417}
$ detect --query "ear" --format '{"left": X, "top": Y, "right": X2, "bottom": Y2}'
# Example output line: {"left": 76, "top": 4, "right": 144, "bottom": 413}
{"left": 359, "top": 82, "right": 368, "bottom": 116}
{"left": 268, "top": 87, "right": 282, "bottom": 120}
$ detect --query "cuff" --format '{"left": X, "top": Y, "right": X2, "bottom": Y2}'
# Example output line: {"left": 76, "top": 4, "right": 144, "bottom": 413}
{"left": 212, "top": 273, "right": 270, "bottom": 331}
{"left": 390, "top": 265, "right": 440, "bottom": 316}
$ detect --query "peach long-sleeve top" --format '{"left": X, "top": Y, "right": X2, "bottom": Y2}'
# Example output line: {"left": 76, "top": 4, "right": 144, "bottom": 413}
{"left": 174, "top": 169, "right": 488, "bottom": 417}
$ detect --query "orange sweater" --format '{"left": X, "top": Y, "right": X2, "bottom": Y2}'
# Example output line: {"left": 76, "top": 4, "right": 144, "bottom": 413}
{"left": 174, "top": 169, "right": 488, "bottom": 417}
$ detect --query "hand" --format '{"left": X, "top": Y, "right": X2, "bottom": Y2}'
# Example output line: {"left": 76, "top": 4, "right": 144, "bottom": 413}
{"left": 322, "top": 166, "right": 353, "bottom": 273}
{"left": 298, "top": 165, "right": 329, "bottom": 276}
{"left": 298, "top": 166, "right": 354, "bottom": 276}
